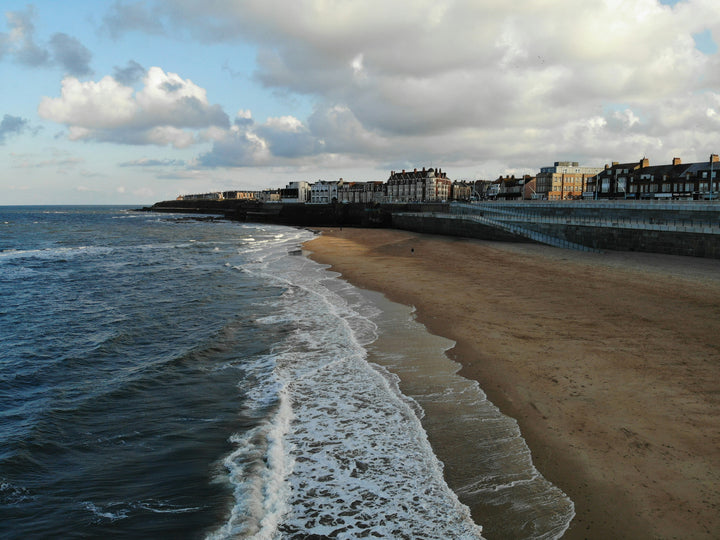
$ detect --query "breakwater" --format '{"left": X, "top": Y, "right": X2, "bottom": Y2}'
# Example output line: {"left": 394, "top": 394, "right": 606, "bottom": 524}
{"left": 144, "top": 199, "right": 720, "bottom": 258}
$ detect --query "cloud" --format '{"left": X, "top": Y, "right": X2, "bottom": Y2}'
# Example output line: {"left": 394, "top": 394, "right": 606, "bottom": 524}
{"left": 119, "top": 0, "right": 715, "bottom": 170}
{"left": 119, "top": 157, "right": 186, "bottom": 167}
{"left": 102, "top": 0, "right": 167, "bottom": 39}
{"left": 2, "top": 7, "right": 93, "bottom": 75}
{"left": 113, "top": 60, "right": 146, "bottom": 85}
{"left": 3, "top": 6, "right": 50, "bottom": 67}
{"left": 49, "top": 33, "right": 93, "bottom": 76}
{"left": 197, "top": 127, "right": 270, "bottom": 167}
{"left": 0, "top": 114, "right": 28, "bottom": 143}
{"left": 39, "top": 66, "right": 230, "bottom": 148}
{"left": 9, "top": 148, "right": 84, "bottom": 171}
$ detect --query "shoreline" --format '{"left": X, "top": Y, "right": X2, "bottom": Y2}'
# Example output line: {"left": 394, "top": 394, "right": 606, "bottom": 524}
{"left": 304, "top": 228, "right": 720, "bottom": 539}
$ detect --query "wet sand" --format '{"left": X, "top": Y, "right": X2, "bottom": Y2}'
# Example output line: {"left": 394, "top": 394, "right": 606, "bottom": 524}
{"left": 304, "top": 228, "right": 720, "bottom": 539}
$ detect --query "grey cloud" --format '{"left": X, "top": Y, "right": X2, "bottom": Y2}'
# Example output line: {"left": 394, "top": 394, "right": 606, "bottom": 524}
{"left": 113, "top": 60, "right": 145, "bottom": 85}
{"left": 198, "top": 131, "right": 266, "bottom": 167}
{"left": 4, "top": 7, "right": 49, "bottom": 67}
{"left": 3, "top": 8, "right": 94, "bottom": 75}
{"left": 161, "top": 81, "right": 184, "bottom": 93}
{"left": 103, "top": 0, "right": 166, "bottom": 39}
{"left": 0, "top": 114, "right": 28, "bottom": 143}
{"left": 49, "top": 33, "right": 93, "bottom": 76}
{"left": 15, "top": 40, "right": 50, "bottom": 67}
{"left": 234, "top": 115, "right": 254, "bottom": 128}
{"left": 119, "top": 157, "right": 186, "bottom": 167}
{"left": 168, "top": 97, "right": 229, "bottom": 129}
{"left": 255, "top": 125, "right": 322, "bottom": 159}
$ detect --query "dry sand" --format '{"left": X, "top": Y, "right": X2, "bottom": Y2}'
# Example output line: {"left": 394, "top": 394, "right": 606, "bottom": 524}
{"left": 304, "top": 227, "right": 720, "bottom": 540}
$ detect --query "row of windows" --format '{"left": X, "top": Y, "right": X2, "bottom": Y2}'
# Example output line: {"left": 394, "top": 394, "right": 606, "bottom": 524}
{"left": 622, "top": 182, "right": 719, "bottom": 193}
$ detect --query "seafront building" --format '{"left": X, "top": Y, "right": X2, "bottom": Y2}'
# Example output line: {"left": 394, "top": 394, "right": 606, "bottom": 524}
{"left": 338, "top": 181, "right": 386, "bottom": 203}
{"left": 176, "top": 155, "right": 720, "bottom": 204}
{"left": 487, "top": 175, "right": 537, "bottom": 200}
{"left": 536, "top": 162, "right": 604, "bottom": 200}
{"left": 587, "top": 155, "right": 719, "bottom": 200}
{"left": 310, "top": 179, "right": 343, "bottom": 204}
{"left": 385, "top": 168, "right": 451, "bottom": 202}
{"left": 280, "top": 181, "right": 311, "bottom": 203}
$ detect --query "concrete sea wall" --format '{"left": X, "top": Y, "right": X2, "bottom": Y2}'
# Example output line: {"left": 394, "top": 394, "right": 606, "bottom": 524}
{"left": 145, "top": 199, "right": 720, "bottom": 259}
{"left": 398, "top": 201, "right": 720, "bottom": 259}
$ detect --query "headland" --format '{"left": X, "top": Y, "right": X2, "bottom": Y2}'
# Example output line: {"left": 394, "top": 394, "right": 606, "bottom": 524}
{"left": 304, "top": 227, "right": 720, "bottom": 539}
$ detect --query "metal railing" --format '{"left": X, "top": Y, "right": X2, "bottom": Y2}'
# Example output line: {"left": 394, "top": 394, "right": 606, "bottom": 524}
{"left": 395, "top": 211, "right": 602, "bottom": 252}
{"left": 450, "top": 202, "right": 720, "bottom": 234}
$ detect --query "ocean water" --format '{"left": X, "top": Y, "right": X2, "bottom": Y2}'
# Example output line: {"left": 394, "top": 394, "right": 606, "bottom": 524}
{"left": 0, "top": 206, "right": 573, "bottom": 539}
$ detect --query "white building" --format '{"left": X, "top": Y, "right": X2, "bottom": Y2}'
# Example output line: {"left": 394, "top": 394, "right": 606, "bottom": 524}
{"left": 310, "top": 179, "right": 344, "bottom": 203}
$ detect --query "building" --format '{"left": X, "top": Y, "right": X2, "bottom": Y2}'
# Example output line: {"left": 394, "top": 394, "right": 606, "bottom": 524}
{"left": 280, "top": 181, "right": 311, "bottom": 203}
{"left": 536, "top": 161, "right": 604, "bottom": 200}
{"left": 385, "top": 167, "right": 451, "bottom": 202}
{"left": 177, "top": 192, "right": 222, "bottom": 201}
{"left": 473, "top": 180, "right": 494, "bottom": 199}
{"left": 222, "top": 190, "right": 258, "bottom": 200}
{"left": 450, "top": 181, "right": 473, "bottom": 201}
{"left": 489, "top": 175, "right": 535, "bottom": 200}
{"left": 257, "top": 189, "right": 281, "bottom": 203}
{"left": 310, "top": 179, "right": 344, "bottom": 204}
{"left": 587, "top": 155, "right": 719, "bottom": 200}
{"left": 338, "top": 181, "right": 385, "bottom": 204}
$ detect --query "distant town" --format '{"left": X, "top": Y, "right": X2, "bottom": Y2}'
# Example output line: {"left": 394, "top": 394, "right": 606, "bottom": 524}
{"left": 178, "top": 154, "right": 720, "bottom": 204}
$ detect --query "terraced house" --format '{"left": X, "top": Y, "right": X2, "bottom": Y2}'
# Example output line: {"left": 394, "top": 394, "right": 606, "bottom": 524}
{"left": 587, "top": 155, "right": 720, "bottom": 200}
{"left": 385, "top": 167, "right": 451, "bottom": 202}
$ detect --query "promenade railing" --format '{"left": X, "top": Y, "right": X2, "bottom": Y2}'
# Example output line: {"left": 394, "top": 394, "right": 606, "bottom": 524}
{"left": 450, "top": 202, "right": 720, "bottom": 235}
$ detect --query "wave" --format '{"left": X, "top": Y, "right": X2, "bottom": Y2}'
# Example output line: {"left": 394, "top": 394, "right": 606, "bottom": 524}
{"left": 209, "top": 229, "right": 483, "bottom": 539}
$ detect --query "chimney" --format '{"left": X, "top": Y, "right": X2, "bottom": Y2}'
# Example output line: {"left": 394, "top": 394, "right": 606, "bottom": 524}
{"left": 605, "top": 164, "right": 610, "bottom": 169}
{"left": 640, "top": 157, "right": 649, "bottom": 168}
{"left": 672, "top": 157, "right": 681, "bottom": 166}
{"left": 711, "top": 154, "right": 719, "bottom": 163}
{"left": 612, "top": 161, "right": 619, "bottom": 166}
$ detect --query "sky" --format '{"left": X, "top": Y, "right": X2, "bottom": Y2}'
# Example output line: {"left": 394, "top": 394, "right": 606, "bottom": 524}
{"left": 1, "top": 0, "right": 719, "bottom": 205}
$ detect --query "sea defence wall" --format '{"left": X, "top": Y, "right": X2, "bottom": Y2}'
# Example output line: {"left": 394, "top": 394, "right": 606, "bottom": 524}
{"left": 145, "top": 199, "right": 720, "bottom": 258}
{"left": 394, "top": 201, "right": 720, "bottom": 259}
{"left": 146, "top": 200, "right": 445, "bottom": 228}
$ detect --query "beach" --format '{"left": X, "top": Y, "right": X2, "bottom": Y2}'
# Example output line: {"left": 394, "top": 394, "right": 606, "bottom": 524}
{"left": 305, "top": 228, "right": 720, "bottom": 539}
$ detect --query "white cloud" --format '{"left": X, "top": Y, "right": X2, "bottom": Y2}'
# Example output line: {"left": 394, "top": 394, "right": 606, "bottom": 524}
{"left": 136, "top": 0, "right": 719, "bottom": 169}
{"left": 39, "top": 76, "right": 137, "bottom": 128}
{"left": 38, "top": 67, "right": 229, "bottom": 148}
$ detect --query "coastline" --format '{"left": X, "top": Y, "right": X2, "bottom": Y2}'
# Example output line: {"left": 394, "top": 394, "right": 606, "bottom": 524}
{"left": 304, "top": 227, "right": 720, "bottom": 539}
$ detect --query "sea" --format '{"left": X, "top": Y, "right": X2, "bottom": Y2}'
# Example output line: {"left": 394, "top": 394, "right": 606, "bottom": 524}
{"left": 0, "top": 206, "right": 574, "bottom": 539}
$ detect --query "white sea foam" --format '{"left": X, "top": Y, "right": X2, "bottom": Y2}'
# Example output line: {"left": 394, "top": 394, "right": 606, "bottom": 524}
{"left": 211, "top": 226, "right": 483, "bottom": 539}
{"left": 81, "top": 499, "right": 203, "bottom": 522}
{"left": 363, "top": 289, "right": 575, "bottom": 539}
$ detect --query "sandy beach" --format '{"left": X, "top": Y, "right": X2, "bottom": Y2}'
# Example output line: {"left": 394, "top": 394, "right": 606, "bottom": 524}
{"left": 304, "top": 228, "right": 720, "bottom": 539}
